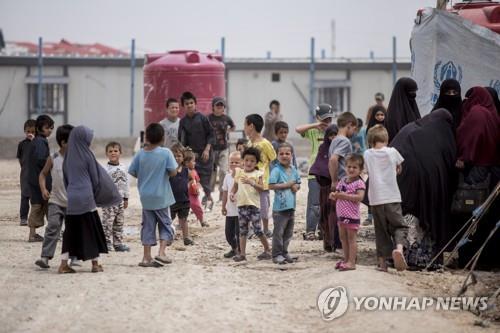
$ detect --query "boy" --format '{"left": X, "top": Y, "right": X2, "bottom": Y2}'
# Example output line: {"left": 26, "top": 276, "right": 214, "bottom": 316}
{"left": 231, "top": 147, "right": 271, "bottom": 262}
{"left": 263, "top": 99, "right": 283, "bottom": 142}
{"left": 364, "top": 125, "right": 408, "bottom": 272}
{"left": 208, "top": 97, "right": 235, "bottom": 203}
{"left": 269, "top": 143, "right": 301, "bottom": 264}
{"left": 102, "top": 142, "right": 130, "bottom": 252}
{"left": 244, "top": 114, "right": 277, "bottom": 238}
{"left": 350, "top": 118, "right": 366, "bottom": 154}
{"left": 129, "top": 123, "right": 178, "bottom": 267}
{"left": 236, "top": 138, "right": 248, "bottom": 154}
{"left": 159, "top": 98, "right": 180, "bottom": 148}
{"left": 221, "top": 151, "right": 241, "bottom": 258}
{"left": 178, "top": 91, "right": 215, "bottom": 210}
{"left": 326, "top": 112, "right": 358, "bottom": 251}
{"left": 295, "top": 104, "right": 333, "bottom": 239}
{"left": 34, "top": 125, "right": 74, "bottom": 269}
{"left": 17, "top": 119, "right": 36, "bottom": 226}
{"left": 271, "top": 121, "right": 297, "bottom": 170}
{"left": 27, "top": 115, "right": 55, "bottom": 242}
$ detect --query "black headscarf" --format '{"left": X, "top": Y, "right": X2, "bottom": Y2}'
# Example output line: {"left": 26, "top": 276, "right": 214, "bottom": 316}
{"left": 485, "top": 87, "right": 500, "bottom": 115}
{"left": 367, "top": 105, "right": 386, "bottom": 131}
{"left": 432, "top": 79, "right": 462, "bottom": 129}
{"left": 386, "top": 77, "right": 421, "bottom": 142}
{"left": 390, "top": 109, "right": 457, "bottom": 248}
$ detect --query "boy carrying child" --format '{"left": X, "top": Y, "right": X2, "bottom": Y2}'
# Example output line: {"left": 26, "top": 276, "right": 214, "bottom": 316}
{"left": 129, "top": 123, "right": 178, "bottom": 267}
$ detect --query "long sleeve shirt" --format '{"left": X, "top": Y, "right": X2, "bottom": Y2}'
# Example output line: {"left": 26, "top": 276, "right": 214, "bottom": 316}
{"left": 178, "top": 112, "right": 215, "bottom": 154}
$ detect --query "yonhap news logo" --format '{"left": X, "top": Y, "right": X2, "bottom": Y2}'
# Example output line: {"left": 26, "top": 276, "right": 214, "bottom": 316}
{"left": 317, "top": 286, "right": 489, "bottom": 321}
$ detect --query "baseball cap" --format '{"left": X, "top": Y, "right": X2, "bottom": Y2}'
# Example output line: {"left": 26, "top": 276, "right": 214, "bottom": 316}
{"left": 315, "top": 104, "right": 333, "bottom": 120}
{"left": 212, "top": 96, "right": 226, "bottom": 107}
{"left": 375, "top": 92, "right": 384, "bottom": 101}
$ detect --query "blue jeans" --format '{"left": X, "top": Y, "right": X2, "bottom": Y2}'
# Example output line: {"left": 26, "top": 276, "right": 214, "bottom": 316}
{"left": 306, "top": 178, "right": 320, "bottom": 233}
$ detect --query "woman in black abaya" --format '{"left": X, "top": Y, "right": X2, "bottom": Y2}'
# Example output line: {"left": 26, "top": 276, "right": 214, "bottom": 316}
{"left": 433, "top": 79, "right": 463, "bottom": 130}
{"left": 386, "top": 77, "right": 421, "bottom": 142}
{"left": 390, "top": 109, "right": 457, "bottom": 270}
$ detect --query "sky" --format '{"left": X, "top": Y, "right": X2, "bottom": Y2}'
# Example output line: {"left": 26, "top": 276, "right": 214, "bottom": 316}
{"left": 0, "top": 0, "right": 437, "bottom": 58}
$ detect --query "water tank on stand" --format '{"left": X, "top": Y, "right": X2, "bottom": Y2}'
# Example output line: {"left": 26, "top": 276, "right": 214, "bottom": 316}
{"left": 143, "top": 50, "right": 225, "bottom": 127}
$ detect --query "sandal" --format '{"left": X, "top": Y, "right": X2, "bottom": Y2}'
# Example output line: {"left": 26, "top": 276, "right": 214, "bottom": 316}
{"left": 91, "top": 264, "right": 104, "bottom": 273}
{"left": 138, "top": 261, "right": 163, "bottom": 268}
{"left": 303, "top": 232, "right": 317, "bottom": 241}
{"left": 335, "top": 260, "right": 345, "bottom": 269}
{"left": 375, "top": 266, "right": 388, "bottom": 272}
{"left": 392, "top": 250, "right": 408, "bottom": 272}
{"left": 28, "top": 234, "right": 44, "bottom": 242}
{"left": 201, "top": 222, "right": 210, "bottom": 228}
{"left": 58, "top": 265, "right": 76, "bottom": 274}
{"left": 338, "top": 262, "right": 355, "bottom": 271}
{"left": 233, "top": 255, "right": 247, "bottom": 262}
{"left": 154, "top": 255, "right": 172, "bottom": 264}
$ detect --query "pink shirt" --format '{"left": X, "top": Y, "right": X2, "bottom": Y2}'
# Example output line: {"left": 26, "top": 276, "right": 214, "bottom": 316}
{"left": 335, "top": 177, "right": 366, "bottom": 220}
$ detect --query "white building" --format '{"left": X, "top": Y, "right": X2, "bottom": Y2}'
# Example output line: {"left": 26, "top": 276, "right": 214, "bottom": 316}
{"left": 0, "top": 55, "right": 410, "bottom": 139}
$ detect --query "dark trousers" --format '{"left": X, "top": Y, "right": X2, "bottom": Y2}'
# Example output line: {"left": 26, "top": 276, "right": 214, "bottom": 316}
{"left": 319, "top": 185, "right": 341, "bottom": 251}
{"left": 20, "top": 195, "right": 30, "bottom": 220}
{"left": 225, "top": 216, "right": 240, "bottom": 251}
{"left": 272, "top": 210, "right": 295, "bottom": 258}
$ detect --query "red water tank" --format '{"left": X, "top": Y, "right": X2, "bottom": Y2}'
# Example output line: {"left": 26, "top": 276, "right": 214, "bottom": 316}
{"left": 143, "top": 50, "right": 225, "bottom": 127}
{"left": 451, "top": 1, "right": 500, "bottom": 33}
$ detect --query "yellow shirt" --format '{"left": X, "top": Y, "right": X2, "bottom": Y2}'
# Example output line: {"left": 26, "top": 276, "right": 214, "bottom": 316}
{"left": 234, "top": 168, "right": 262, "bottom": 207}
{"left": 249, "top": 138, "right": 276, "bottom": 190}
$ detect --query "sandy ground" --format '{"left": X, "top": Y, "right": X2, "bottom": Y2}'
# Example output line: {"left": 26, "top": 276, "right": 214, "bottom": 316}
{"left": 0, "top": 158, "right": 498, "bottom": 333}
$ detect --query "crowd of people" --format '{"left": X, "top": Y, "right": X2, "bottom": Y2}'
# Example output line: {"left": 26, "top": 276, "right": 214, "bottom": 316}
{"left": 16, "top": 80, "right": 499, "bottom": 273}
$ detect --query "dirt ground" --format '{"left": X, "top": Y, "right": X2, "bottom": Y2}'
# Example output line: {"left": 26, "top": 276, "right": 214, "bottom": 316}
{"left": 0, "top": 157, "right": 498, "bottom": 333}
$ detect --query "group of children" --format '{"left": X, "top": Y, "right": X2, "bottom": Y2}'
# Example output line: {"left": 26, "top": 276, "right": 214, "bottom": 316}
{"left": 18, "top": 90, "right": 408, "bottom": 272}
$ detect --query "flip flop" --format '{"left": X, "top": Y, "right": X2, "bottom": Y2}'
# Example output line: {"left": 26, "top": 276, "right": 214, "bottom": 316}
{"left": 154, "top": 255, "right": 172, "bottom": 264}
{"left": 375, "top": 266, "right": 388, "bottom": 272}
{"left": 335, "top": 260, "right": 345, "bottom": 269}
{"left": 392, "top": 250, "right": 408, "bottom": 272}
{"left": 138, "top": 261, "right": 163, "bottom": 268}
{"left": 338, "top": 262, "right": 356, "bottom": 271}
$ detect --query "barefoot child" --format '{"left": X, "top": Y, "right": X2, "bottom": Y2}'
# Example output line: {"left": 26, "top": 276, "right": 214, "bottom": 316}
{"left": 269, "top": 143, "right": 301, "bottom": 264}
{"left": 129, "top": 123, "right": 178, "bottom": 267}
{"left": 26, "top": 115, "right": 54, "bottom": 242}
{"left": 102, "top": 142, "right": 130, "bottom": 252}
{"left": 329, "top": 154, "right": 366, "bottom": 271}
{"left": 231, "top": 147, "right": 271, "bottom": 262}
{"left": 184, "top": 149, "right": 209, "bottom": 228}
{"left": 35, "top": 125, "right": 74, "bottom": 269}
{"left": 364, "top": 125, "right": 408, "bottom": 272}
{"left": 221, "top": 151, "right": 241, "bottom": 258}
{"left": 169, "top": 143, "right": 194, "bottom": 246}
{"left": 17, "top": 119, "right": 36, "bottom": 226}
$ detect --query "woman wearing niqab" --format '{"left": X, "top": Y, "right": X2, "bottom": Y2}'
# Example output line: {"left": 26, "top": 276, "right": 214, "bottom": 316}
{"left": 432, "top": 79, "right": 463, "bottom": 130}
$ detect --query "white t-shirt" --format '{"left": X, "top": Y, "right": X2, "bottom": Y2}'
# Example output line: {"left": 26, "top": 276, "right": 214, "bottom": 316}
{"left": 363, "top": 147, "right": 404, "bottom": 205}
{"left": 159, "top": 118, "right": 179, "bottom": 148}
{"left": 221, "top": 173, "right": 238, "bottom": 217}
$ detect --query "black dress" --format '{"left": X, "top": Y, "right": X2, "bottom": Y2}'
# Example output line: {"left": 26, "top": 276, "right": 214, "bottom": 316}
{"left": 62, "top": 211, "right": 108, "bottom": 261}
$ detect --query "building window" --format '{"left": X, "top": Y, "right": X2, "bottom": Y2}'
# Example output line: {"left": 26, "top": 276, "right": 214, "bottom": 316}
{"left": 28, "top": 83, "right": 66, "bottom": 114}
{"left": 271, "top": 72, "right": 280, "bottom": 82}
{"left": 317, "top": 87, "right": 349, "bottom": 113}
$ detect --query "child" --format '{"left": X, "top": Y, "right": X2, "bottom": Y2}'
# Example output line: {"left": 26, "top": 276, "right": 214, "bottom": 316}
{"left": 17, "top": 119, "right": 36, "bottom": 226}
{"left": 27, "top": 115, "right": 55, "bottom": 242}
{"left": 208, "top": 97, "right": 235, "bottom": 203}
{"left": 236, "top": 138, "right": 248, "bottom": 154}
{"left": 263, "top": 99, "right": 283, "bottom": 142}
{"left": 271, "top": 121, "right": 297, "bottom": 170}
{"left": 169, "top": 143, "right": 194, "bottom": 246}
{"left": 269, "top": 143, "right": 301, "bottom": 264}
{"left": 34, "top": 125, "right": 74, "bottom": 269}
{"left": 221, "top": 151, "right": 241, "bottom": 258}
{"left": 350, "top": 118, "right": 366, "bottom": 154}
{"left": 230, "top": 147, "right": 271, "bottom": 262}
{"left": 178, "top": 91, "right": 215, "bottom": 210}
{"left": 129, "top": 123, "right": 178, "bottom": 267}
{"left": 244, "top": 114, "right": 277, "bottom": 238}
{"left": 184, "top": 149, "right": 209, "bottom": 228}
{"left": 102, "top": 142, "right": 130, "bottom": 252}
{"left": 364, "top": 125, "right": 408, "bottom": 272}
{"left": 295, "top": 104, "right": 334, "bottom": 239}
{"left": 308, "top": 124, "right": 338, "bottom": 242}
{"left": 159, "top": 98, "right": 180, "bottom": 148}
{"left": 59, "top": 126, "right": 122, "bottom": 273}
{"left": 329, "top": 154, "right": 366, "bottom": 271}
{"left": 327, "top": 112, "right": 358, "bottom": 252}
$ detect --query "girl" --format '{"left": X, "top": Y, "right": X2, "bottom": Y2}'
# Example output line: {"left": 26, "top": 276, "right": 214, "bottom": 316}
{"left": 184, "top": 149, "right": 209, "bottom": 228}
{"left": 329, "top": 154, "right": 366, "bottom": 271}
{"left": 367, "top": 105, "right": 386, "bottom": 131}
{"left": 59, "top": 126, "right": 121, "bottom": 273}
{"left": 169, "top": 144, "right": 194, "bottom": 246}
